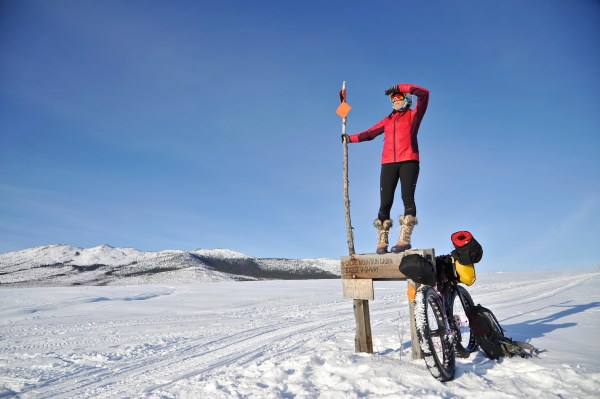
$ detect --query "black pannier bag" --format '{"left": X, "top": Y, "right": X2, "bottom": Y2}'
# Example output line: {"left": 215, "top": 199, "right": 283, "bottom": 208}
{"left": 451, "top": 231, "right": 483, "bottom": 265}
{"left": 399, "top": 254, "right": 436, "bottom": 285}
{"left": 467, "top": 304, "right": 545, "bottom": 359}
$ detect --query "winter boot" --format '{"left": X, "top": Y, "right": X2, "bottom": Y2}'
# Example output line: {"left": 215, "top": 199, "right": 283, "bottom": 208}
{"left": 374, "top": 219, "right": 393, "bottom": 254}
{"left": 391, "top": 215, "right": 418, "bottom": 253}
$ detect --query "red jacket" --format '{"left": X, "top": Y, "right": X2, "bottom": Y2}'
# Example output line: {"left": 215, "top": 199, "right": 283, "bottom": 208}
{"left": 349, "top": 83, "right": 429, "bottom": 164}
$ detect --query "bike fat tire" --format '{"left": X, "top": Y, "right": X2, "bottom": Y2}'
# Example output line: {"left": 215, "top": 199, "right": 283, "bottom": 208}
{"left": 414, "top": 285, "right": 456, "bottom": 382}
{"left": 451, "top": 285, "right": 478, "bottom": 356}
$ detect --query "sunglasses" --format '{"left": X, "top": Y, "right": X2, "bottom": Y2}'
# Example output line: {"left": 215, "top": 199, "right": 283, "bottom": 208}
{"left": 390, "top": 95, "right": 405, "bottom": 102}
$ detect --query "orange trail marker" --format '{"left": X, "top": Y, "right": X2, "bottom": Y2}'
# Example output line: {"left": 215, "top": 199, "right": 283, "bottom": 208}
{"left": 336, "top": 101, "right": 351, "bottom": 118}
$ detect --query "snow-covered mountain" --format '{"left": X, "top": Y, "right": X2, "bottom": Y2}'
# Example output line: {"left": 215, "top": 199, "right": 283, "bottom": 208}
{"left": 0, "top": 244, "right": 341, "bottom": 287}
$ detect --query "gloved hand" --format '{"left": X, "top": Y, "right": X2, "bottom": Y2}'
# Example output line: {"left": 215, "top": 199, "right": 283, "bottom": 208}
{"left": 341, "top": 134, "right": 350, "bottom": 143}
{"left": 384, "top": 85, "right": 400, "bottom": 96}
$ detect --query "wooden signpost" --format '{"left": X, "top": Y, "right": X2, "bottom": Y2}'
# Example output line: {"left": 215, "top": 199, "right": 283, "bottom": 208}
{"left": 340, "top": 249, "right": 435, "bottom": 359}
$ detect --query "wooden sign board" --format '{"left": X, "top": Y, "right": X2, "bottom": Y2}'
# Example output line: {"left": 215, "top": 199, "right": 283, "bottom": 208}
{"left": 340, "top": 249, "right": 435, "bottom": 280}
{"left": 342, "top": 278, "right": 374, "bottom": 300}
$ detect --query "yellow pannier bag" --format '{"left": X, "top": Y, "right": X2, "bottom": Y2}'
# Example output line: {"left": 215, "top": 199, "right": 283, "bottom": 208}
{"left": 455, "top": 260, "right": 476, "bottom": 286}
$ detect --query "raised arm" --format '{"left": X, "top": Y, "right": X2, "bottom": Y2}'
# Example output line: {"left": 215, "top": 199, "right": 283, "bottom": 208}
{"left": 397, "top": 83, "right": 429, "bottom": 120}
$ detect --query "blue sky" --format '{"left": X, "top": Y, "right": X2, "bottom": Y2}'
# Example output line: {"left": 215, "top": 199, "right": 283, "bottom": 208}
{"left": 1, "top": 0, "right": 599, "bottom": 271}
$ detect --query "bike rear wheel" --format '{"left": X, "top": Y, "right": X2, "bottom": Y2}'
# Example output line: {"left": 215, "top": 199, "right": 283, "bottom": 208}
{"left": 451, "top": 285, "right": 478, "bottom": 356}
{"left": 414, "top": 285, "right": 455, "bottom": 382}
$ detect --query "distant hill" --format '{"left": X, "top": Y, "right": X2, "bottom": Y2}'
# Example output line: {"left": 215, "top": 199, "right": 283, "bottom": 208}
{"left": 0, "top": 244, "right": 341, "bottom": 287}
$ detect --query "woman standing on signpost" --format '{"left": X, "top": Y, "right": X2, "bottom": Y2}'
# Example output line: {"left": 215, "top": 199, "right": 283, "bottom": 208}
{"left": 343, "top": 83, "right": 429, "bottom": 254}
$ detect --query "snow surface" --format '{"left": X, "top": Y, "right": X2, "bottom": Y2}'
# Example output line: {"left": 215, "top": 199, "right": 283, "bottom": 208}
{"left": 1, "top": 269, "right": 599, "bottom": 398}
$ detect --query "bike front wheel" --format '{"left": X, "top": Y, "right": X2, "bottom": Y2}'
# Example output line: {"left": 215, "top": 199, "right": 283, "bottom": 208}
{"left": 414, "top": 285, "right": 455, "bottom": 382}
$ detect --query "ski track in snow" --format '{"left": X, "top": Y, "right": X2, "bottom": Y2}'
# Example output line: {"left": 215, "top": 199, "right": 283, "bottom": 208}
{"left": 0, "top": 286, "right": 366, "bottom": 398}
{"left": 1, "top": 271, "right": 599, "bottom": 398}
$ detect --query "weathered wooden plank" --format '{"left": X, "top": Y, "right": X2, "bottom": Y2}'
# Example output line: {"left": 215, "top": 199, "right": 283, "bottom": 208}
{"left": 342, "top": 279, "right": 374, "bottom": 300}
{"left": 340, "top": 249, "right": 435, "bottom": 280}
{"left": 408, "top": 280, "right": 423, "bottom": 359}
{"left": 353, "top": 299, "right": 373, "bottom": 353}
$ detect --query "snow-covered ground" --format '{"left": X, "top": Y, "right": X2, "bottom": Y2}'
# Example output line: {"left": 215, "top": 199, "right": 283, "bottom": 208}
{"left": 1, "top": 269, "right": 598, "bottom": 398}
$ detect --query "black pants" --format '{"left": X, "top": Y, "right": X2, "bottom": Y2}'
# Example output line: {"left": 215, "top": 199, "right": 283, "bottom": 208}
{"left": 378, "top": 161, "right": 419, "bottom": 222}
